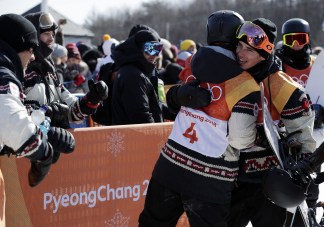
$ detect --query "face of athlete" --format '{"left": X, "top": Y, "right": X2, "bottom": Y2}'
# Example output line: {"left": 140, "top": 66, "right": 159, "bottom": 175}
{"left": 40, "top": 31, "right": 55, "bottom": 47}
{"left": 236, "top": 41, "right": 265, "bottom": 70}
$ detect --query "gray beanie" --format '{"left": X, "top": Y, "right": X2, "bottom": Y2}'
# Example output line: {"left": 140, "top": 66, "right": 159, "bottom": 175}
{"left": 51, "top": 43, "right": 67, "bottom": 58}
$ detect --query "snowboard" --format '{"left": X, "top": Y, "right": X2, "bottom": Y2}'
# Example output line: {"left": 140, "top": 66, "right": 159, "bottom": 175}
{"left": 306, "top": 51, "right": 324, "bottom": 150}
{"left": 305, "top": 52, "right": 324, "bottom": 225}
{"left": 260, "top": 82, "right": 310, "bottom": 227}
{"left": 306, "top": 50, "right": 324, "bottom": 106}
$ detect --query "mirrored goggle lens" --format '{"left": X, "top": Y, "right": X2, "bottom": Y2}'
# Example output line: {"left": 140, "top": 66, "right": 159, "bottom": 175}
{"left": 237, "top": 21, "right": 274, "bottom": 54}
{"left": 143, "top": 42, "right": 163, "bottom": 56}
{"left": 283, "top": 33, "right": 309, "bottom": 47}
{"left": 39, "top": 13, "right": 55, "bottom": 30}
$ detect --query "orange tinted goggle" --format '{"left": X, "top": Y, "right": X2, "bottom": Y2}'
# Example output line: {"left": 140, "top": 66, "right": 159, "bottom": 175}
{"left": 236, "top": 22, "right": 274, "bottom": 54}
{"left": 283, "top": 33, "right": 309, "bottom": 47}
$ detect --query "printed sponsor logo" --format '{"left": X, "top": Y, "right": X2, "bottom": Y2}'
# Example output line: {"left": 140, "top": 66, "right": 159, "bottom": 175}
{"left": 44, "top": 180, "right": 149, "bottom": 213}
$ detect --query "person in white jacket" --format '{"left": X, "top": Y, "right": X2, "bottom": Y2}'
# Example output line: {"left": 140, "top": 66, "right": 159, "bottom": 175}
{"left": 0, "top": 14, "right": 75, "bottom": 188}
{"left": 94, "top": 38, "right": 119, "bottom": 74}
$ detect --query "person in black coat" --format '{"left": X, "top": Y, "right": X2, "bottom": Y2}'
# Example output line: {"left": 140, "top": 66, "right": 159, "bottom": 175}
{"left": 111, "top": 30, "right": 164, "bottom": 125}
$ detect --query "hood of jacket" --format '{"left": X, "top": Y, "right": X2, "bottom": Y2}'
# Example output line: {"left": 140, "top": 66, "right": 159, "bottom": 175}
{"left": 112, "top": 30, "right": 159, "bottom": 75}
{"left": 192, "top": 46, "right": 243, "bottom": 83}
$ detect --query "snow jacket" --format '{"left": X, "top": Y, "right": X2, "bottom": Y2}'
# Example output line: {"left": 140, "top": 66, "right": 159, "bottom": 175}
{"left": 238, "top": 55, "right": 316, "bottom": 182}
{"left": 111, "top": 30, "right": 162, "bottom": 125}
{"left": 24, "top": 12, "right": 94, "bottom": 127}
{"left": 0, "top": 40, "right": 50, "bottom": 160}
{"left": 152, "top": 46, "right": 260, "bottom": 204}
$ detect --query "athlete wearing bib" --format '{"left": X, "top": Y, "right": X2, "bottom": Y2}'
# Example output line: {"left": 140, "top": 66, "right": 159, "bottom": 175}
{"left": 139, "top": 11, "right": 260, "bottom": 227}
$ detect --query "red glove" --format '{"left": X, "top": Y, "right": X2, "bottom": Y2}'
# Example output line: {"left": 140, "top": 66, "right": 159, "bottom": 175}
{"left": 74, "top": 74, "right": 85, "bottom": 86}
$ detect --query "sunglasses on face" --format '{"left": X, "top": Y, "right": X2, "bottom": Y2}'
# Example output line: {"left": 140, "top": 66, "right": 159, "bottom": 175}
{"left": 39, "top": 13, "right": 56, "bottom": 30}
{"left": 143, "top": 42, "right": 163, "bottom": 56}
{"left": 236, "top": 21, "right": 274, "bottom": 54}
{"left": 283, "top": 33, "right": 309, "bottom": 47}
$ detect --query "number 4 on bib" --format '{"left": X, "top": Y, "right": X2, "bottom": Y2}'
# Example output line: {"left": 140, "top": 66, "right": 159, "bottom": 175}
{"left": 183, "top": 122, "right": 198, "bottom": 143}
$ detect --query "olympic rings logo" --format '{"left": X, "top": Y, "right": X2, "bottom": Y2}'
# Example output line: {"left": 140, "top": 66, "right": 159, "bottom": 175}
{"left": 206, "top": 83, "right": 222, "bottom": 101}
{"left": 291, "top": 74, "right": 309, "bottom": 88}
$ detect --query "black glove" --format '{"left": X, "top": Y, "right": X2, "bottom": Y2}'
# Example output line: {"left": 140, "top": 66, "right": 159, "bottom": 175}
{"left": 79, "top": 79, "right": 109, "bottom": 115}
{"left": 47, "top": 127, "right": 75, "bottom": 154}
{"left": 161, "top": 102, "right": 177, "bottom": 121}
{"left": 28, "top": 147, "right": 53, "bottom": 187}
{"left": 313, "top": 104, "right": 324, "bottom": 128}
{"left": 85, "top": 79, "right": 109, "bottom": 105}
{"left": 289, "top": 142, "right": 324, "bottom": 186}
{"left": 295, "top": 158, "right": 313, "bottom": 177}
{"left": 166, "top": 79, "right": 211, "bottom": 113}
{"left": 297, "top": 142, "right": 324, "bottom": 175}
{"left": 46, "top": 102, "right": 70, "bottom": 129}
{"left": 282, "top": 130, "right": 303, "bottom": 155}
{"left": 254, "top": 125, "right": 270, "bottom": 149}
{"left": 0, "top": 145, "right": 15, "bottom": 156}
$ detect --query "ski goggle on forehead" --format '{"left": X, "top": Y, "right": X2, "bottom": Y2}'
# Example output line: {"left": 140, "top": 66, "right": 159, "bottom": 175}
{"left": 39, "top": 13, "right": 56, "bottom": 30}
{"left": 143, "top": 42, "right": 163, "bottom": 56}
{"left": 236, "top": 21, "right": 274, "bottom": 54}
{"left": 283, "top": 33, "right": 309, "bottom": 47}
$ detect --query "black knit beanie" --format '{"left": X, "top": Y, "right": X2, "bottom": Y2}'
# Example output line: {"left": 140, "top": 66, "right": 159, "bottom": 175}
{"left": 251, "top": 18, "right": 277, "bottom": 59}
{"left": 0, "top": 14, "right": 38, "bottom": 52}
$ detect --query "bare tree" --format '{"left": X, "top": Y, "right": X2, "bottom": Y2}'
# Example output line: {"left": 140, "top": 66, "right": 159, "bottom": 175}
{"left": 83, "top": 0, "right": 324, "bottom": 47}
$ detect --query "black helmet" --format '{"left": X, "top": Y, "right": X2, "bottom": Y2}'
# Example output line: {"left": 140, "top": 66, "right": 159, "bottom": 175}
{"left": 262, "top": 167, "right": 306, "bottom": 208}
{"left": 206, "top": 10, "right": 244, "bottom": 45}
{"left": 282, "top": 18, "right": 310, "bottom": 34}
